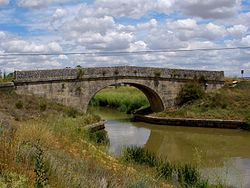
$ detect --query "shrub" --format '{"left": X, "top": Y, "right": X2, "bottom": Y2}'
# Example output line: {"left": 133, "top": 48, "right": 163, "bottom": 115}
{"left": 39, "top": 102, "right": 47, "bottom": 112}
{"left": 178, "top": 83, "right": 205, "bottom": 106}
{"left": 208, "top": 93, "right": 228, "bottom": 109}
{"left": 15, "top": 100, "right": 23, "bottom": 109}
{"left": 242, "top": 117, "right": 250, "bottom": 130}
{"left": 65, "top": 107, "right": 79, "bottom": 118}
{"left": 87, "top": 130, "right": 109, "bottom": 145}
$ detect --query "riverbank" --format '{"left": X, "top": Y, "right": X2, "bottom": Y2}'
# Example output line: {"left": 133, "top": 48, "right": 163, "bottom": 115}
{"left": 134, "top": 114, "right": 247, "bottom": 129}
{"left": 90, "top": 80, "right": 250, "bottom": 129}
{"left": 0, "top": 90, "right": 172, "bottom": 187}
{"left": 152, "top": 80, "right": 250, "bottom": 121}
{"left": 152, "top": 79, "right": 250, "bottom": 129}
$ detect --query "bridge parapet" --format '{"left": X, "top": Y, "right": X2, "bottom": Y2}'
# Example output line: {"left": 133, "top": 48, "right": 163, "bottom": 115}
{"left": 14, "top": 66, "right": 225, "bottom": 112}
{"left": 14, "top": 66, "right": 224, "bottom": 83}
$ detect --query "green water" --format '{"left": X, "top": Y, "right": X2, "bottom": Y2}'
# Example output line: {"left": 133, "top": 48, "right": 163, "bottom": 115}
{"left": 89, "top": 107, "right": 250, "bottom": 187}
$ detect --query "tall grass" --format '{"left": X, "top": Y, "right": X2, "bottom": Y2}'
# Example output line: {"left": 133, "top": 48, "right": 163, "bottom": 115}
{"left": 90, "top": 86, "right": 149, "bottom": 113}
{"left": 122, "top": 146, "right": 211, "bottom": 188}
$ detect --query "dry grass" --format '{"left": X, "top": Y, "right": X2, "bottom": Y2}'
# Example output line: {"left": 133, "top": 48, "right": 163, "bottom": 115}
{"left": 154, "top": 80, "right": 250, "bottom": 122}
{"left": 0, "top": 90, "right": 171, "bottom": 187}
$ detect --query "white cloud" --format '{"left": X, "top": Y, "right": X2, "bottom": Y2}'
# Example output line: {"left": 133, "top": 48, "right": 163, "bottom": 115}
{"left": 227, "top": 25, "right": 248, "bottom": 37}
{"left": 167, "top": 19, "right": 197, "bottom": 30}
{"left": 137, "top": 19, "right": 157, "bottom": 30}
{"left": 16, "top": 0, "right": 70, "bottom": 8}
{"left": 176, "top": 0, "right": 241, "bottom": 19}
{"left": 0, "top": 0, "right": 249, "bottom": 77}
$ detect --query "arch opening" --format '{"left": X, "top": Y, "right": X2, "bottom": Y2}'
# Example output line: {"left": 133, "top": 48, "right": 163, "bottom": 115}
{"left": 87, "top": 82, "right": 164, "bottom": 114}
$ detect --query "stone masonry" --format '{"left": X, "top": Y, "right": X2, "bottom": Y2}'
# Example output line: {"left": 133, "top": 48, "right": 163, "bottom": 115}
{"left": 14, "top": 66, "right": 224, "bottom": 112}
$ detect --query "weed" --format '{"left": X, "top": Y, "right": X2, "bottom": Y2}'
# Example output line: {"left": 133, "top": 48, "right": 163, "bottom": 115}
{"left": 65, "top": 107, "right": 80, "bottom": 118}
{"left": 114, "top": 69, "right": 119, "bottom": 75}
{"left": 156, "top": 161, "right": 174, "bottom": 180}
{"left": 122, "top": 146, "right": 159, "bottom": 167}
{"left": 154, "top": 71, "right": 161, "bottom": 77}
{"left": 39, "top": 102, "right": 47, "bottom": 112}
{"left": 34, "top": 145, "right": 48, "bottom": 188}
{"left": 77, "top": 68, "right": 85, "bottom": 79}
{"left": 0, "top": 171, "right": 29, "bottom": 188}
{"left": 87, "top": 129, "right": 109, "bottom": 145}
{"left": 177, "top": 164, "right": 200, "bottom": 186}
{"left": 15, "top": 100, "right": 23, "bottom": 109}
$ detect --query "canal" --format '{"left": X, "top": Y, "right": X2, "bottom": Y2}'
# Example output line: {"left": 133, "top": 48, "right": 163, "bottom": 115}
{"left": 89, "top": 107, "right": 250, "bottom": 188}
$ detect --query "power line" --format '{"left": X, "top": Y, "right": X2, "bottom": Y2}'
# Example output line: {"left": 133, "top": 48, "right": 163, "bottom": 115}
{"left": 0, "top": 46, "right": 249, "bottom": 57}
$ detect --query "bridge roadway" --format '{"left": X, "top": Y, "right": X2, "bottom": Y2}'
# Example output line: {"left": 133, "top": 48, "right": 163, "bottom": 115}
{"left": 14, "top": 66, "right": 224, "bottom": 112}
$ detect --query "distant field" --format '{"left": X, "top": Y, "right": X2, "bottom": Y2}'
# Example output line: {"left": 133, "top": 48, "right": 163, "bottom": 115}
{"left": 89, "top": 86, "right": 149, "bottom": 113}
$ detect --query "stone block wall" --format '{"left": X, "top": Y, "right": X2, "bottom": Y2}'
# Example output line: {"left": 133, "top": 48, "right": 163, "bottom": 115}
{"left": 15, "top": 66, "right": 224, "bottom": 83}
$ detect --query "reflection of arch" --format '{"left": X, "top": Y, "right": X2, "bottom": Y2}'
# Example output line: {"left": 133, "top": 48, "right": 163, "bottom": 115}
{"left": 87, "top": 82, "right": 165, "bottom": 112}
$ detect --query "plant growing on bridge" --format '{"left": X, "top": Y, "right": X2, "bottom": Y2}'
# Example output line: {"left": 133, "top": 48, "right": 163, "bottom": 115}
{"left": 102, "top": 70, "right": 106, "bottom": 76}
{"left": 114, "top": 69, "right": 119, "bottom": 76}
{"left": 154, "top": 70, "right": 161, "bottom": 77}
{"left": 77, "top": 68, "right": 85, "bottom": 79}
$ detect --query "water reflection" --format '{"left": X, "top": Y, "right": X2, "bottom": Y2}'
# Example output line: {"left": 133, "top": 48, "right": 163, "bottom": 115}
{"left": 105, "top": 120, "right": 150, "bottom": 156}
{"left": 202, "top": 158, "right": 250, "bottom": 188}
{"left": 89, "top": 107, "right": 250, "bottom": 187}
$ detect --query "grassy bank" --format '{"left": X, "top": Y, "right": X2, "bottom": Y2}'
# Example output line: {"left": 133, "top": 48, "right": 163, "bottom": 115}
{"left": 90, "top": 86, "right": 149, "bottom": 113}
{"left": 0, "top": 90, "right": 169, "bottom": 187}
{"left": 153, "top": 79, "right": 250, "bottom": 126}
{"left": 122, "top": 147, "right": 214, "bottom": 187}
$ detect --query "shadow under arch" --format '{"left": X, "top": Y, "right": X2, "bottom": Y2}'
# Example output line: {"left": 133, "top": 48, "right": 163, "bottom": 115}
{"left": 87, "top": 82, "right": 165, "bottom": 113}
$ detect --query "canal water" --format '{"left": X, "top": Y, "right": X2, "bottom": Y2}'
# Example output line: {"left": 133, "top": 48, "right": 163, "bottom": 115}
{"left": 89, "top": 107, "right": 250, "bottom": 188}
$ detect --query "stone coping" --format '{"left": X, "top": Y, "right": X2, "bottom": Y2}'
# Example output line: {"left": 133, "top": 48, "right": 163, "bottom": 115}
{"left": 14, "top": 66, "right": 224, "bottom": 83}
{"left": 134, "top": 114, "right": 246, "bottom": 129}
{"left": 84, "top": 120, "right": 106, "bottom": 132}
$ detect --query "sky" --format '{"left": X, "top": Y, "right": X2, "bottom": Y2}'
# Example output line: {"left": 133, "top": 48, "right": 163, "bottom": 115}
{"left": 0, "top": 0, "right": 249, "bottom": 77}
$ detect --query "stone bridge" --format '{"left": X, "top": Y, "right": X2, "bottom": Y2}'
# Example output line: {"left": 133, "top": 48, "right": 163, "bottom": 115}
{"left": 14, "top": 66, "right": 224, "bottom": 112}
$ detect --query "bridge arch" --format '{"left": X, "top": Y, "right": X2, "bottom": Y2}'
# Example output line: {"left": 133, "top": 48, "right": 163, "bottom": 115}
{"left": 85, "top": 81, "right": 165, "bottom": 113}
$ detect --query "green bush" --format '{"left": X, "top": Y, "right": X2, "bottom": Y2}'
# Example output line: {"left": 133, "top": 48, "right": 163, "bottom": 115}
{"left": 178, "top": 83, "right": 205, "bottom": 106}
{"left": 87, "top": 130, "right": 109, "bottom": 145}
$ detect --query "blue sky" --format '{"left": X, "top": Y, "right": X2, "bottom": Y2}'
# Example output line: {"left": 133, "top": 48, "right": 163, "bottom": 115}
{"left": 0, "top": 0, "right": 249, "bottom": 76}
